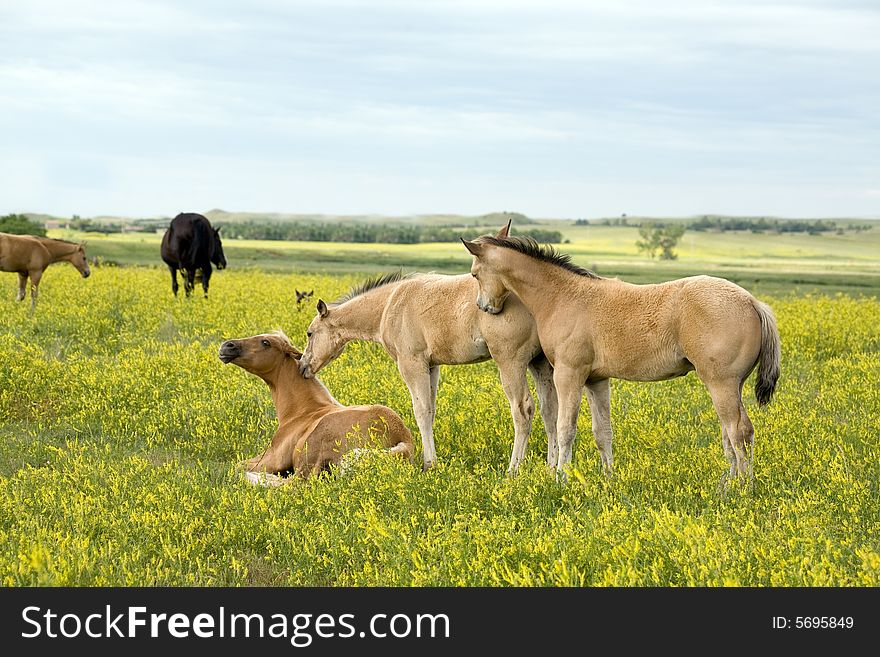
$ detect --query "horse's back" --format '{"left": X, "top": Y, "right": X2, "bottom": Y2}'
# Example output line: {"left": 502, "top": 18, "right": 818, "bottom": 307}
{"left": 0, "top": 232, "right": 49, "bottom": 272}
{"left": 162, "top": 213, "right": 212, "bottom": 267}
{"left": 674, "top": 276, "right": 763, "bottom": 368}
{"left": 381, "top": 273, "right": 538, "bottom": 364}
{"left": 319, "top": 404, "right": 413, "bottom": 449}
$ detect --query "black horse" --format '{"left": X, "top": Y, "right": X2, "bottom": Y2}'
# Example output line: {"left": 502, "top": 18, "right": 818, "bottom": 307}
{"left": 160, "top": 213, "right": 227, "bottom": 298}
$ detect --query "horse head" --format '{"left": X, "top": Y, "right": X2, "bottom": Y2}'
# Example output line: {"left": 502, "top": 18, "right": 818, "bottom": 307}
{"left": 461, "top": 225, "right": 513, "bottom": 314}
{"left": 299, "top": 299, "right": 347, "bottom": 379}
{"left": 72, "top": 243, "right": 91, "bottom": 279}
{"left": 219, "top": 332, "right": 302, "bottom": 378}
{"left": 211, "top": 226, "right": 227, "bottom": 270}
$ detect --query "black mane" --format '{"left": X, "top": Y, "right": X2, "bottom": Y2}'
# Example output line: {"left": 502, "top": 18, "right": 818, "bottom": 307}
{"left": 334, "top": 270, "right": 412, "bottom": 304}
{"left": 476, "top": 236, "right": 602, "bottom": 279}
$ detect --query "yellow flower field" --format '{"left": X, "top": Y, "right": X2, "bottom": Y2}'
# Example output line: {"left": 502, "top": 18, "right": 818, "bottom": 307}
{"left": 1, "top": 266, "right": 878, "bottom": 585}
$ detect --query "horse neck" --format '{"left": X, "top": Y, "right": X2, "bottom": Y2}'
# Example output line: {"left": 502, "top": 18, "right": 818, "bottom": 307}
{"left": 333, "top": 287, "right": 394, "bottom": 342}
{"left": 267, "top": 357, "right": 338, "bottom": 421}
{"left": 41, "top": 239, "right": 78, "bottom": 263}
{"left": 498, "top": 253, "right": 592, "bottom": 321}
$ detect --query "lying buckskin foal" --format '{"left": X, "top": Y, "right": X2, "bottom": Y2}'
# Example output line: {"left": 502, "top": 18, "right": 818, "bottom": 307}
{"left": 219, "top": 331, "right": 413, "bottom": 483}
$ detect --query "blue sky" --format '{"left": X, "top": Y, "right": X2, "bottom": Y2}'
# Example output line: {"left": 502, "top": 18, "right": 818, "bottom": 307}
{"left": 1, "top": 0, "right": 878, "bottom": 218}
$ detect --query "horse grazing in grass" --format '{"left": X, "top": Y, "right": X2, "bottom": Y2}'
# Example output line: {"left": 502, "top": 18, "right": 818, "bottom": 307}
{"left": 0, "top": 232, "right": 91, "bottom": 309}
{"left": 462, "top": 233, "right": 781, "bottom": 482}
{"left": 161, "top": 212, "right": 226, "bottom": 298}
{"left": 299, "top": 224, "right": 559, "bottom": 474}
{"left": 219, "top": 332, "right": 413, "bottom": 482}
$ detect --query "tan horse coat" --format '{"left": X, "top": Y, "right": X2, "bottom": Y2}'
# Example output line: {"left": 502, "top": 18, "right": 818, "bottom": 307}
{"left": 463, "top": 235, "right": 780, "bottom": 481}
{"left": 219, "top": 333, "right": 413, "bottom": 480}
{"left": 0, "top": 233, "right": 91, "bottom": 309}
{"left": 299, "top": 270, "right": 558, "bottom": 474}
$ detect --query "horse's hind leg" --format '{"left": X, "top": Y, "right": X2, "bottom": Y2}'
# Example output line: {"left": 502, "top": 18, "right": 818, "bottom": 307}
{"left": 201, "top": 266, "right": 212, "bottom": 298}
{"left": 496, "top": 357, "right": 535, "bottom": 476}
{"left": 428, "top": 365, "right": 440, "bottom": 427}
{"left": 704, "top": 377, "right": 754, "bottom": 480}
{"left": 168, "top": 266, "right": 179, "bottom": 296}
{"left": 586, "top": 378, "right": 613, "bottom": 476}
{"left": 529, "top": 354, "right": 558, "bottom": 468}
{"left": 183, "top": 269, "right": 195, "bottom": 297}
{"left": 16, "top": 273, "right": 27, "bottom": 302}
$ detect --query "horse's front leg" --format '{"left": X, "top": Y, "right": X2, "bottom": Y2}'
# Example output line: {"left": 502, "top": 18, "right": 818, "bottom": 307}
{"left": 244, "top": 438, "right": 294, "bottom": 475}
{"left": 528, "top": 353, "right": 558, "bottom": 468}
{"left": 553, "top": 364, "right": 589, "bottom": 481}
{"left": 16, "top": 273, "right": 27, "bottom": 302}
{"left": 28, "top": 269, "right": 43, "bottom": 311}
{"left": 496, "top": 356, "right": 535, "bottom": 476}
{"left": 586, "top": 378, "right": 613, "bottom": 476}
{"left": 397, "top": 358, "right": 438, "bottom": 470}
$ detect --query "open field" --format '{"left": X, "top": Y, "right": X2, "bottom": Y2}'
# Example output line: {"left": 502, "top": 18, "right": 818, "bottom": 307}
{"left": 0, "top": 266, "right": 878, "bottom": 585}
{"left": 53, "top": 222, "right": 880, "bottom": 296}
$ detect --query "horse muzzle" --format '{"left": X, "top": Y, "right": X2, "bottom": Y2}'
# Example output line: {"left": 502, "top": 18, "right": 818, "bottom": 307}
{"left": 298, "top": 359, "right": 313, "bottom": 379}
{"left": 82, "top": 270, "right": 91, "bottom": 279}
{"left": 478, "top": 303, "right": 502, "bottom": 315}
{"left": 218, "top": 341, "right": 241, "bottom": 363}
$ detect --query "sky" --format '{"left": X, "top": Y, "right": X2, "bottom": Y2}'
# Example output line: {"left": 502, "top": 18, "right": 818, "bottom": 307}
{"left": 1, "top": 0, "right": 878, "bottom": 219}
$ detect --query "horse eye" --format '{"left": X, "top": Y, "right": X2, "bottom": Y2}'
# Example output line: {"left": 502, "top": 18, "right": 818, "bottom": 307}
{"left": 471, "top": 273, "right": 478, "bottom": 278}
{"left": 261, "top": 339, "right": 270, "bottom": 347}
{"left": 307, "top": 331, "right": 313, "bottom": 338}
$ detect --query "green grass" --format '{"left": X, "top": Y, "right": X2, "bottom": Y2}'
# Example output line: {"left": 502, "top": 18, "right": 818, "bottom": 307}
{"left": 0, "top": 267, "right": 878, "bottom": 586}
{"left": 57, "top": 222, "right": 880, "bottom": 296}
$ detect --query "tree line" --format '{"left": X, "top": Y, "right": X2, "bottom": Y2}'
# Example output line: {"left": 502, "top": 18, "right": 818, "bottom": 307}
{"left": 0, "top": 214, "right": 47, "bottom": 236}
{"left": 585, "top": 215, "right": 872, "bottom": 234}
{"left": 217, "top": 221, "right": 564, "bottom": 244}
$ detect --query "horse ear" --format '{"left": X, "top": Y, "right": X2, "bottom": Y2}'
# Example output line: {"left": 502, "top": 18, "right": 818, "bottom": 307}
{"left": 215, "top": 226, "right": 221, "bottom": 234}
{"left": 317, "top": 299, "right": 329, "bottom": 318}
{"left": 460, "top": 238, "right": 484, "bottom": 257}
{"left": 496, "top": 218, "right": 512, "bottom": 238}
{"left": 308, "top": 290, "right": 313, "bottom": 295}
{"left": 295, "top": 288, "right": 301, "bottom": 295}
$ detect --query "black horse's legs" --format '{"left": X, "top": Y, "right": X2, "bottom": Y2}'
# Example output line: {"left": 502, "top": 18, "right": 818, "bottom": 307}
{"left": 184, "top": 269, "right": 196, "bottom": 297}
{"left": 168, "top": 266, "right": 179, "bottom": 296}
{"left": 201, "top": 265, "right": 212, "bottom": 298}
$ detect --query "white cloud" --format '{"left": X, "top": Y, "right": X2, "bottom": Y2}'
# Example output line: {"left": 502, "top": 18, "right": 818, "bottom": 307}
{"left": 1, "top": 0, "right": 878, "bottom": 217}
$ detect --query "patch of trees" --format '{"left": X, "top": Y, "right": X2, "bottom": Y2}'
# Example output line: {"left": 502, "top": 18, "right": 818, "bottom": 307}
{"left": 636, "top": 223, "right": 686, "bottom": 260}
{"left": 0, "top": 214, "right": 47, "bottom": 236}
{"left": 69, "top": 217, "right": 125, "bottom": 233}
{"left": 687, "top": 216, "right": 842, "bottom": 234}
{"left": 219, "top": 221, "right": 563, "bottom": 244}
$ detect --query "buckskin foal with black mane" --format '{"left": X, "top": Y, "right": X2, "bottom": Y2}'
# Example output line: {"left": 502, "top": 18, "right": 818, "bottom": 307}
{"left": 160, "top": 212, "right": 227, "bottom": 298}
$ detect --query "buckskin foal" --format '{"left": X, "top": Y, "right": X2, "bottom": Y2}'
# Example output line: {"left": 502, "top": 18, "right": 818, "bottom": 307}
{"left": 462, "top": 234, "right": 780, "bottom": 483}
{"left": 219, "top": 332, "right": 413, "bottom": 482}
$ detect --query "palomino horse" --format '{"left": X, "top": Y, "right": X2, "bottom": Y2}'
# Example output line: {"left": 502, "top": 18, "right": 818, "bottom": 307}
{"left": 219, "top": 332, "right": 413, "bottom": 481}
{"left": 0, "top": 233, "right": 91, "bottom": 309}
{"left": 462, "top": 234, "right": 781, "bottom": 482}
{"left": 299, "top": 227, "right": 558, "bottom": 475}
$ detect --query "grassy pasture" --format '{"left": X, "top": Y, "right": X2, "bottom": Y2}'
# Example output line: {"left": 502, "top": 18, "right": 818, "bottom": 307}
{"left": 0, "top": 263, "right": 878, "bottom": 586}
{"left": 57, "top": 222, "right": 880, "bottom": 296}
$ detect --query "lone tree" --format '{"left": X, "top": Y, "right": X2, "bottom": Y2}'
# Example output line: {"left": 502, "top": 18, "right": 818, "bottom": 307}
{"left": 636, "top": 222, "right": 686, "bottom": 260}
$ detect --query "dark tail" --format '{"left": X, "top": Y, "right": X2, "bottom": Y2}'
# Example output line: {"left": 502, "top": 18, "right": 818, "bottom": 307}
{"left": 752, "top": 299, "right": 780, "bottom": 406}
